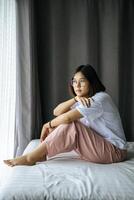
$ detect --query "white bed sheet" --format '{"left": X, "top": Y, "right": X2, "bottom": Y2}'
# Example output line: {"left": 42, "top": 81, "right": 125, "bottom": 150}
{"left": 0, "top": 140, "right": 134, "bottom": 200}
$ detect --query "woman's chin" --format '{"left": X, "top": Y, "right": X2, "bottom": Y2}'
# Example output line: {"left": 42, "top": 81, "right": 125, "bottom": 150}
{"left": 76, "top": 93, "right": 83, "bottom": 97}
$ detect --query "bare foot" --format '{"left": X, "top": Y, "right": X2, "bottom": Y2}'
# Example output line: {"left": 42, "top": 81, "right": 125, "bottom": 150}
{"left": 3, "top": 155, "right": 35, "bottom": 167}
{"left": 4, "top": 154, "right": 47, "bottom": 167}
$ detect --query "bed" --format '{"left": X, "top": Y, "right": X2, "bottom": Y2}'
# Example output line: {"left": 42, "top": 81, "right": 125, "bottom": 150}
{"left": 0, "top": 139, "right": 134, "bottom": 200}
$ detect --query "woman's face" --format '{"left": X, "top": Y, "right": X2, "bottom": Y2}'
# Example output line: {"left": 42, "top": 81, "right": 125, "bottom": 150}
{"left": 72, "top": 72, "right": 90, "bottom": 97}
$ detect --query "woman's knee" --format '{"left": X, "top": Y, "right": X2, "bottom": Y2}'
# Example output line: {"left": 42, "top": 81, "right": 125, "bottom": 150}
{"left": 57, "top": 123, "right": 74, "bottom": 132}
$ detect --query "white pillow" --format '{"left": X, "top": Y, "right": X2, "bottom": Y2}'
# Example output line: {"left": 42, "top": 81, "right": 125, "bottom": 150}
{"left": 23, "top": 139, "right": 40, "bottom": 155}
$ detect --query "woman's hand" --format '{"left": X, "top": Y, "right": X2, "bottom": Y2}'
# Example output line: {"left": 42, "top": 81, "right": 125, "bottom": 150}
{"left": 40, "top": 124, "right": 49, "bottom": 142}
{"left": 40, "top": 123, "right": 55, "bottom": 142}
{"left": 75, "top": 96, "right": 91, "bottom": 107}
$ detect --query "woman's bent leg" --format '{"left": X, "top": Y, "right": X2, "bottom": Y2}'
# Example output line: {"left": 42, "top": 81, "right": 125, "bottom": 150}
{"left": 33, "top": 121, "right": 126, "bottom": 164}
{"left": 43, "top": 123, "right": 77, "bottom": 157}
{"left": 4, "top": 121, "right": 126, "bottom": 166}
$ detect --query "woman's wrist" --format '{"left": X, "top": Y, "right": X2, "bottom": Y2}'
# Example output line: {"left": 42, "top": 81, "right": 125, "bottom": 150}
{"left": 49, "top": 120, "right": 54, "bottom": 129}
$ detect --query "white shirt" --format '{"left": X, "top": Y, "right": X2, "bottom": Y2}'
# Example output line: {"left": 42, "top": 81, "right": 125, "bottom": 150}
{"left": 72, "top": 92, "right": 127, "bottom": 149}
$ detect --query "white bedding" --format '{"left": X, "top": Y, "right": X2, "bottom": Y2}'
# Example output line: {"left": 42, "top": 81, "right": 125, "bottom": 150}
{"left": 0, "top": 140, "right": 134, "bottom": 200}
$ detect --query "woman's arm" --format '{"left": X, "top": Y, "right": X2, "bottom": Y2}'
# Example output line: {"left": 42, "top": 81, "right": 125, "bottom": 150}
{"left": 40, "top": 109, "right": 82, "bottom": 142}
{"left": 53, "top": 98, "right": 77, "bottom": 116}
{"left": 53, "top": 96, "right": 91, "bottom": 116}
{"left": 40, "top": 97, "right": 91, "bottom": 142}
{"left": 51, "top": 108, "right": 82, "bottom": 127}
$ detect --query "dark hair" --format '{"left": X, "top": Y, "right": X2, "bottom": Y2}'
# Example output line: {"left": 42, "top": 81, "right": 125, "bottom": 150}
{"left": 69, "top": 64, "right": 106, "bottom": 97}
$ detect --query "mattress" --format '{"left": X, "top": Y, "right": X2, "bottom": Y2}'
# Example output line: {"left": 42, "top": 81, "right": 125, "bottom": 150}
{"left": 0, "top": 140, "right": 134, "bottom": 200}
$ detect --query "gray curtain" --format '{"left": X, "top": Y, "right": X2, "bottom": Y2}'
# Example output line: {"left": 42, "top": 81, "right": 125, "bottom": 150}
{"left": 35, "top": 0, "right": 134, "bottom": 141}
{"left": 14, "top": 0, "right": 42, "bottom": 156}
{"left": 15, "top": 0, "right": 134, "bottom": 156}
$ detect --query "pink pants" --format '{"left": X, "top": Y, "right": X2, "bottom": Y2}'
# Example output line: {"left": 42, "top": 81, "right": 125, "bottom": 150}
{"left": 43, "top": 121, "right": 127, "bottom": 164}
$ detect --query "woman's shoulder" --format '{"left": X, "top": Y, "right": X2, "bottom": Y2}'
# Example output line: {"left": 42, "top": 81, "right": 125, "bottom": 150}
{"left": 92, "top": 92, "right": 118, "bottom": 112}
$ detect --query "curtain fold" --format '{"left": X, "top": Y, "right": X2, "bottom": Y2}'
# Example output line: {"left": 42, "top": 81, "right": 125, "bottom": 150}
{"left": 14, "top": 0, "right": 42, "bottom": 156}
{"left": 34, "top": 0, "right": 134, "bottom": 141}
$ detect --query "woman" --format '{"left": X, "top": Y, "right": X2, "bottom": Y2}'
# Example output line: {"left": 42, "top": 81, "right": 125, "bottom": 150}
{"left": 4, "top": 64, "right": 127, "bottom": 166}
